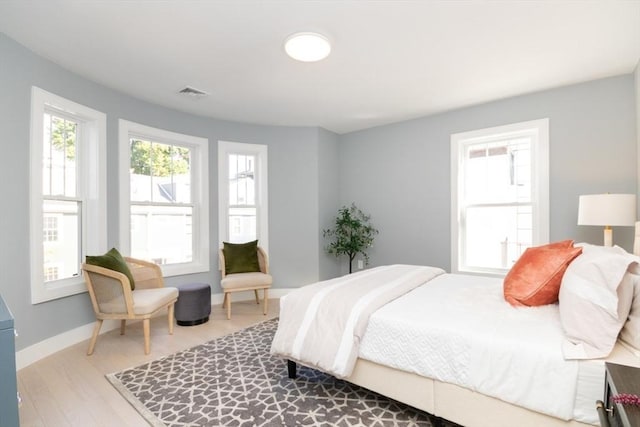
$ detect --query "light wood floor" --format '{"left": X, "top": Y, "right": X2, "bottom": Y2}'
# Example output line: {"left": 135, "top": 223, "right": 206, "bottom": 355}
{"left": 17, "top": 299, "right": 279, "bottom": 427}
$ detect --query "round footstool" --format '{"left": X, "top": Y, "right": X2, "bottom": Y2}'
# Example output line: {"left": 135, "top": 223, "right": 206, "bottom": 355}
{"left": 174, "top": 282, "right": 211, "bottom": 326}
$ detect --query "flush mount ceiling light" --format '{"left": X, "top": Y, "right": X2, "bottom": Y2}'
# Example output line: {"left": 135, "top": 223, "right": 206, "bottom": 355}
{"left": 284, "top": 32, "right": 331, "bottom": 62}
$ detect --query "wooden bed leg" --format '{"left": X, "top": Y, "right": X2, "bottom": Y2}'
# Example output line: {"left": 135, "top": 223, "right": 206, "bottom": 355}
{"left": 287, "top": 360, "right": 297, "bottom": 379}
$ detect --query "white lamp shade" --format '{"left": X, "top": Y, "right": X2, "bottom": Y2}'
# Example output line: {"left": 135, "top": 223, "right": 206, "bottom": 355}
{"left": 577, "top": 194, "right": 637, "bottom": 226}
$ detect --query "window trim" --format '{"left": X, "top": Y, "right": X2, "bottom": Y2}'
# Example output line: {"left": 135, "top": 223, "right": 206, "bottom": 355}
{"left": 118, "top": 120, "right": 209, "bottom": 276}
{"left": 218, "top": 141, "right": 269, "bottom": 252}
{"left": 450, "top": 118, "right": 549, "bottom": 275}
{"left": 29, "top": 86, "right": 107, "bottom": 304}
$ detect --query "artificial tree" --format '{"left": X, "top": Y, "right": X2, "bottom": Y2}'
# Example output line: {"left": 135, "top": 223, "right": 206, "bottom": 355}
{"left": 323, "top": 203, "right": 379, "bottom": 273}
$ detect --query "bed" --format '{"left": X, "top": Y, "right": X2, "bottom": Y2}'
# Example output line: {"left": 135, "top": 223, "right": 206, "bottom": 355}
{"left": 271, "top": 243, "right": 640, "bottom": 427}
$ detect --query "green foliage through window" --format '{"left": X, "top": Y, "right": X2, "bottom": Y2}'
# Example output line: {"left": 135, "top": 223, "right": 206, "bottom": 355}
{"left": 130, "top": 139, "right": 190, "bottom": 177}
{"left": 48, "top": 114, "right": 77, "bottom": 160}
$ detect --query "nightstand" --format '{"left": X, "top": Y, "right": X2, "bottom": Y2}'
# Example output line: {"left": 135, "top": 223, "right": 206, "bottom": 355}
{"left": 597, "top": 362, "right": 640, "bottom": 427}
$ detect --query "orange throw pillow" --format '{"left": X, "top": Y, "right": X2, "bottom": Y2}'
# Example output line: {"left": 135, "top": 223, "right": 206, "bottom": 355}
{"left": 504, "top": 241, "right": 582, "bottom": 307}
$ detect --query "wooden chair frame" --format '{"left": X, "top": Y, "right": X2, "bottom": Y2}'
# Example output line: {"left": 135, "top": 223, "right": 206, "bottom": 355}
{"left": 83, "top": 257, "right": 177, "bottom": 355}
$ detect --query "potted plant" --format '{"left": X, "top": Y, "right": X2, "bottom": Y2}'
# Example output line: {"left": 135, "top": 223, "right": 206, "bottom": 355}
{"left": 323, "top": 203, "right": 379, "bottom": 273}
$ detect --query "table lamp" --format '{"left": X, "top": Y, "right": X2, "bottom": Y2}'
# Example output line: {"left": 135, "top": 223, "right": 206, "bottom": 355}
{"left": 578, "top": 193, "right": 636, "bottom": 246}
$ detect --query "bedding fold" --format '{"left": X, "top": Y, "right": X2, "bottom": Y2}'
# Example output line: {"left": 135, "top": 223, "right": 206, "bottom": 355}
{"left": 270, "top": 264, "right": 444, "bottom": 378}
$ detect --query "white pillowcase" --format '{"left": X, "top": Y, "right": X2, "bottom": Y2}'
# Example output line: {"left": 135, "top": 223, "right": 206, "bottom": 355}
{"left": 559, "top": 244, "right": 637, "bottom": 359}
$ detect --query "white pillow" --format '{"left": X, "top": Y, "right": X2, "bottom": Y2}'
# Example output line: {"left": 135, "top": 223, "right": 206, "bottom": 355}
{"left": 620, "top": 273, "right": 640, "bottom": 356}
{"left": 559, "top": 245, "right": 636, "bottom": 359}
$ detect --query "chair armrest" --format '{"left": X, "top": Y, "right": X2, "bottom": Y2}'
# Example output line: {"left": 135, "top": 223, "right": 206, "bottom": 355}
{"left": 257, "top": 246, "right": 270, "bottom": 274}
{"left": 125, "top": 257, "right": 164, "bottom": 289}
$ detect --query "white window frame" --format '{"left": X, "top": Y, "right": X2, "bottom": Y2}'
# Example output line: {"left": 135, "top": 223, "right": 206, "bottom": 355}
{"left": 118, "top": 120, "right": 209, "bottom": 276}
{"left": 451, "top": 118, "right": 549, "bottom": 275}
{"left": 218, "top": 141, "right": 269, "bottom": 252}
{"left": 29, "top": 87, "right": 107, "bottom": 304}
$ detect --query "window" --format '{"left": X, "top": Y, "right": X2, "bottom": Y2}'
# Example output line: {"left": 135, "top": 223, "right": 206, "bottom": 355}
{"left": 451, "top": 119, "right": 549, "bottom": 275}
{"left": 119, "top": 120, "right": 209, "bottom": 276}
{"left": 218, "top": 141, "right": 268, "bottom": 250}
{"left": 30, "top": 87, "right": 107, "bottom": 303}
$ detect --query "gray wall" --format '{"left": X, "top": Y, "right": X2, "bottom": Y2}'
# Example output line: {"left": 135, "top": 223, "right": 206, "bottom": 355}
{"left": 317, "top": 128, "right": 340, "bottom": 279}
{"left": 1, "top": 30, "right": 637, "bottom": 352}
{"left": 0, "top": 33, "right": 337, "bottom": 350}
{"left": 339, "top": 75, "right": 637, "bottom": 270}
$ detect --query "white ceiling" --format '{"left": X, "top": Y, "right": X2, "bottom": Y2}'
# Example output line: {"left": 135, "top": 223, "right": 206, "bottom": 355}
{"left": 1, "top": 1, "right": 639, "bottom": 134}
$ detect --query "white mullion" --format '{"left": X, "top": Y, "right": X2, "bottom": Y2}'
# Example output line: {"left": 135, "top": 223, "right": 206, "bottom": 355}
{"left": 464, "top": 201, "right": 533, "bottom": 209}
{"left": 46, "top": 113, "right": 53, "bottom": 196}
{"left": 148, "top": 141, "right": 155, "bottom": 203}
{"left": 62, "top": 118, "right": 68, "bottom": 197}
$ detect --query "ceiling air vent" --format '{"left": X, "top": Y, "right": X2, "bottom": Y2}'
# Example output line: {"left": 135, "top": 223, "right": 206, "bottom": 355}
{"left": 178, "top": 86, "right": 209, "bottom": 98}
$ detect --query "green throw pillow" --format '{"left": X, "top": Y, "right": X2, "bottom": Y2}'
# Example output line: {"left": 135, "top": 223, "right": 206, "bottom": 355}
{"left": 86, "top": 248, "right": 136, "bottom": 290}
{"left": 223, "top": 240, "right": 260, "bottom": 275}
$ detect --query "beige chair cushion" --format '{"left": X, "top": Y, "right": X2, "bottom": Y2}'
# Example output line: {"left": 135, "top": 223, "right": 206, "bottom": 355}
{"left": 131, "top": 287, "right": 179, "bottom": 315}
{"left": 221, "top": 272, "right": 273, "bottom": 290}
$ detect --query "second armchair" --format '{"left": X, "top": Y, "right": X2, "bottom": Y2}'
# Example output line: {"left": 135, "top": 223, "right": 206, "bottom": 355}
{"left": 219, "top": 242, "right": 272, "bottom": 320}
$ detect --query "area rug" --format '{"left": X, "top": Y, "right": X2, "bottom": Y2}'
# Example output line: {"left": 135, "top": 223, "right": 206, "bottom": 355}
{"left": 107, "top": 318, "right": 458, "bottom": 427}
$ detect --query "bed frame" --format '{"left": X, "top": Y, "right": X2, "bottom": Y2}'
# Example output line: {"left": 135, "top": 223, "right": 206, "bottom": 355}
{"left": 287, "top": 331, "right": 639, "bottom": 427}
{"left": 286, "top": 225, "right": 640, "bottom": 427}
{"left": 287, "top": 221, "right": 640, "bottom": 427}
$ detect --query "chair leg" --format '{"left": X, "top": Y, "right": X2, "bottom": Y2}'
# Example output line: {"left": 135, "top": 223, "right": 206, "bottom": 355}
{"left": 120, "top": 319, "right": 126, "bottom": 335}
{"left": 254, "top": 289, "right": 259, "bottom": 304}
{"left": 87, "top": 319, "right": 103, "bottom": 356}
{"left": 226, "top": 292, "right": 231, "bottom": 320}
{"left": 263, "top": 289, "right": 269, "bottom": 315}
{"left": 143, "top": 318, "right": 151, "bottom": 355}
{"left": 168, "top": 303, "right": 175, "bottom": 335}
{"left": 222, "top": 292, "right": 228, "bottom": 308}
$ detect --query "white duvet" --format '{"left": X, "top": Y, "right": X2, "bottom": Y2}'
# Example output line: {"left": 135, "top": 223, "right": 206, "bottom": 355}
{"left": 271, "top": 265, "right": 445, "bottom": 378}
{"left": 359, "top": 274, "right": 590, "bottom": 423}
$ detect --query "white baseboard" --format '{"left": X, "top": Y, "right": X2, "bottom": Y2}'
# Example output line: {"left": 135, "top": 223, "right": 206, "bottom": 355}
{"left": 16, "top": 288, "right": 294, "bottom": 371}
{"left": 16, "top": 319, "right": 121, "bottom": 370}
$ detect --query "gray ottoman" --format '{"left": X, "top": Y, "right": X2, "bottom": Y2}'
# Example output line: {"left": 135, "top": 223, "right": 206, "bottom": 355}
{"left": 174, "top": 282, "right": 211, "bottom": 326}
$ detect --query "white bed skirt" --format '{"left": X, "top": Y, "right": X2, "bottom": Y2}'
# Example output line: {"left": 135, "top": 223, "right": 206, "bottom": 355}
{"left": 346, "top": 356, "right": 637, "bottom": 427}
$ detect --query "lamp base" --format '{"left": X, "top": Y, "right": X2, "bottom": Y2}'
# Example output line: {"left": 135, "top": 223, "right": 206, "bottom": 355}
{"left": 603, "top": 226, "right": 613, "bottom": 247}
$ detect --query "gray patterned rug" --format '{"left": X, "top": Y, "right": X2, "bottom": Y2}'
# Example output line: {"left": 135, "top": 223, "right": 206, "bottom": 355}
{"left": 107, "top": 319, "right": 459, "bottom": 427}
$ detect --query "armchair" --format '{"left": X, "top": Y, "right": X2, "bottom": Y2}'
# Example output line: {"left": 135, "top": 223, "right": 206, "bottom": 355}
{"left": 219, "top": 246, "right": 273, "bottom": 320}
{"left": 82, "top": 257, "right": 178, "bottom": 355}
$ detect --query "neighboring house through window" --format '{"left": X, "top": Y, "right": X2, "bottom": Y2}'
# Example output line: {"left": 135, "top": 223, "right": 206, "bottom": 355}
{"left": 29, "top": 87, "right": 107, "bottom": 303}
{"left": 118, "top": 120, "right": 209, "bottom": 276}
{"left": 43, "top": 216, "right": 59, "bottom": 242}
{"left": 218, "top": 141, "right": 268, "bottom": 251}
{"left": 451, "top": 119, "right": 549, "bottom": 275}
{"left": 43, "top": 266, "right": 59, "bottom": 282}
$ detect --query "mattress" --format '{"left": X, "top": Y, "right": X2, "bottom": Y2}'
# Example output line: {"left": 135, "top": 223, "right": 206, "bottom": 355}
{"left": 358, "top": 273, "right": 604, "bottom": 425}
